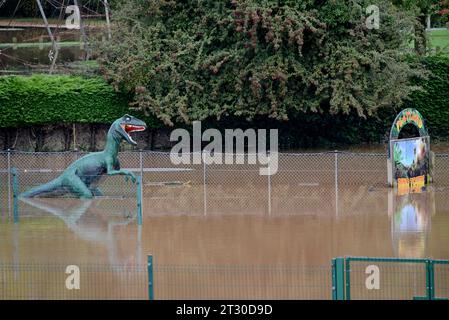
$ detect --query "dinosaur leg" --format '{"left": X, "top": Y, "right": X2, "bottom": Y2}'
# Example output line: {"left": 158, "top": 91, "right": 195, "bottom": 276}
{"left": 20, "top": 177, "right": 63, "bottom": 198}
{"left": 68, "top": 175, "right": 94, "bottom": 199}
{"left": 90, "top": 187, "right": 103, "bottom": 197}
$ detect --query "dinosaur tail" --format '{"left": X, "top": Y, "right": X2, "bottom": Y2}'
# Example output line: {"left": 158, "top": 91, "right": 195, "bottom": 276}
{"left": 20, "top": 177, "right": 63, "bottom": 198}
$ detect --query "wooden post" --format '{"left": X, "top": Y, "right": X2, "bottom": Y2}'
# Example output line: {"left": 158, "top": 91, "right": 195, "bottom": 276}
{"left": 103, "top": 0, "right": 112, "bottom": 40}
{"left": 74, "top": 0, "right": 90, "bottom": 60}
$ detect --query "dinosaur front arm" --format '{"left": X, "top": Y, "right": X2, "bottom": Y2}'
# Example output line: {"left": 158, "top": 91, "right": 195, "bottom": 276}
{"left": 106, "top": 162, "right": 137, "bottom": 183}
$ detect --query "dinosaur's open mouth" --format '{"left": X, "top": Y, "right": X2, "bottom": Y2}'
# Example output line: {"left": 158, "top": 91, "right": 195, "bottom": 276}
{"left": 121, "top": 124, "right": 146, "bottom": 144}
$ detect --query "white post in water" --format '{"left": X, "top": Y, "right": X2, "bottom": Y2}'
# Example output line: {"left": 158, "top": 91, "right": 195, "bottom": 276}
{"left": 267, "top": 151, "right": 272, "bottom": 216}
{"left": 334, "top": 151, "right": 339, "bottom": 217}
{"left": 35, "top": 0, "right": 59, "bottom": 74}
{"left": 73, "top": 0, "right": 90, "bottom": 60}
{"left": 203, "top": 152, "right": 207, "bottom": 216}
{"left": 139, "top": 149, "right": 144, "bottom": 207}
{"left": 7, "top": 149, "right": 11, "bottom": 219}
{"left": 136, "top": 224, "right": 142, "bottom": 266}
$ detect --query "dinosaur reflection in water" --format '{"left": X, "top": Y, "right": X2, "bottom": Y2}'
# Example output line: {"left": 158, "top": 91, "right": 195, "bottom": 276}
{"left": 19, "top": 197, "right": 142, "bottom": 265}
{"left": 389, "top": 187, "right": 435, "bottom": 258}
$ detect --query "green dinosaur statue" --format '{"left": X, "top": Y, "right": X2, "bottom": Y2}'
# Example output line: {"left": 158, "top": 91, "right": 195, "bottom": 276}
{"left": 20, "top": 115, "right": 147, "bottom": 199}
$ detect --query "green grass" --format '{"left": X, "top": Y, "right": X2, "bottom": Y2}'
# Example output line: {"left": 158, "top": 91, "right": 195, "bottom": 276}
{"left": 0, "top": 41, "right": 82, "bottom": 49}
{"left": 0, "top": 17, "right": 106, "bottom": 26}
{"left": 429, "top": 29, "right": 449, "bottom": 51}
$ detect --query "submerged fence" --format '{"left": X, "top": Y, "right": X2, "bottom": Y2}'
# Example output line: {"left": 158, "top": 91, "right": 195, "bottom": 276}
{"left": 332, "top": 257, "right": 449, "bottom": 300}
{"left": 0, "top": 263, "right": 148, "bottom": 300}
{"left": 0, "top": 260, "right": 331, "bottom": 300}
{"left": 1, "top": 256, "right": 447, "bottom": 300}
{"left": 2, "top": 150, "right": 449, "bottom": 221}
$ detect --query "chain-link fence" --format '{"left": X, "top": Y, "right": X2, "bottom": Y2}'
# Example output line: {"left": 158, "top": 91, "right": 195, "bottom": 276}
{"left": 332, "top": 257, "right": 449, "bottom": 300}
{"left": 153, "top": 264, "right": 331, "bottom": 300}
{"left": 3, "top": 150, "right": 449, "bottom": 220}
{"left": 434, "top": 260, "right": 449, "bottom": 300}
{"left": 2, "top": 257, "right": 446, "bottom": 300}
{"left": 345, "top": 259, "right": 427, "bottom": 300}
{"left": 0, "top": 263, "right": 148, "bottom": 300}
{"left": 0, "top": 152, "right": 10, "bottom": 219}
{"left": 0, "top": 261, "right": 331, "bottom": 300}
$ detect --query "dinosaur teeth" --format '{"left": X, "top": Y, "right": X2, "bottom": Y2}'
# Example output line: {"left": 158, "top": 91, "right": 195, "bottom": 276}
{"left": 124, "top": 125, "right": 146, "bottom": 133}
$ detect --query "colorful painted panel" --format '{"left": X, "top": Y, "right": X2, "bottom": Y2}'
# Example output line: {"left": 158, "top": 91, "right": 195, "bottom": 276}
{"left": 390, "top": 136, "right": 430, "bottom": 190}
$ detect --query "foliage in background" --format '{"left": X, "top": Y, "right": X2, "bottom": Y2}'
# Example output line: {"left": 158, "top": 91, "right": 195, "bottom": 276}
{"left": 0, "top": 0, "right": 120, "bottom": 18}
{"left": 0, "top": 54, "right": 447, "bottom": 149}
{"left": 204, "top": 54, "right": 449, "bottom": 149}
{"left": 96, "top": 0, "right": 425, "bottom": 127}
{"left": 393, "top": 0, "right": 449, "bottom": 55}
{"left": 0, "top": 74, "right": 160, "bottom": 128}
{"left": 405, "top": 54, "right": 449, "bottom": 139}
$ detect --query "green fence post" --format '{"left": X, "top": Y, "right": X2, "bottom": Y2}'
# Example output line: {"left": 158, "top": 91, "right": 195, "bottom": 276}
{"left": 345, "top": 258, "right": 351, "bottom": 300}
{"left": 11, "top": 167, "right": 19, "bottom": 223}
{"left": 432, "top": 260, "right": 449, "bottom": 300}
{"left": 137, "top": 176, "right": 142, "bottom": 226}
{"left": 426, "top": 260, "right": 435, "bottom": 300}
{"left": 147, "top": 255, "right": 154, "bottom": 300}
{"left": 332, "top": 258, "right": 345, "bottom": 300}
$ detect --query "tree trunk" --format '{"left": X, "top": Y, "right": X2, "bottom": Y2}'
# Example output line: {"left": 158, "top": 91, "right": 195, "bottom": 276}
{"left": 415, "top": 14, "right": 427, "bottom": 56}
{"left": 89, "top": 124, "right": 96, "bottom": 151}
{"left": 149, "top": 128, "right": 155, "bottom": 150}
{"left": 1, "top": 128, "right": 8, "bottom": 150}
{"left": 35, "top": 127, "right": 45, "bottom": 152}
{"left": 63, "top": 125, "right": 72, "bottom": 151}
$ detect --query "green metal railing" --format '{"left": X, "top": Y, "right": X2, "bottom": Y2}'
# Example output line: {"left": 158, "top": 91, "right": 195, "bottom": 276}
{"left": 11, "top": 167, "right": 19, "bottom": 223}
{"left": 146, "top": 255, "right": 331, "bottom": 300}
{"left": 1, "top": 256, "right": 447, "bottom": 300}
{"left": 147, "top": 255, "right": 154, "bottom": 300}
{"left": 332, "top": 256, "right": 449, "bottom": 300}
{"left": 0, "top": 263, "right": 148, "bottom": 300}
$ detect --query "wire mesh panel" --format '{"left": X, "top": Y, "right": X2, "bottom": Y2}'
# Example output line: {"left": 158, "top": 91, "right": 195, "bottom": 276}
{"left": 338, "top": 186, "right": 388, "bottom": 217}
{"left": 433, "top": 154, "right": 449, "bottom": 187}
{"left": 345, "top": 258, "right": 427, "bottom": 300}
{"left": 337, "top": 153, "right": 387, "bottom": 187}
{"left": 153, "top": 264, "right": 331, "bottom": 300}
{"left": 271, "top": 153, "right": 335, "bottom": 216}
{"left": 434, "top": 261, "right": 449, "bottom": 299}
{"left": 0, "top": 152, "right": 9, "bottom": 218}
{"left": 141, "top": 152, "right": 202, "bottom": 216}
{"left": 206, "top": 153, "right": 269, "bottom": 216}
{"left": 0, "top": 263, "right": 147, "bottom": 300}
{"left": 6, "top": 150, "right": 449, "bottom": 220}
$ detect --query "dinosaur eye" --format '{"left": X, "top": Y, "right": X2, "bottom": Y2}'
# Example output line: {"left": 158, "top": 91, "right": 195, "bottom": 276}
{"left": 126, "top": 117, "right": 131, "bottom": 122}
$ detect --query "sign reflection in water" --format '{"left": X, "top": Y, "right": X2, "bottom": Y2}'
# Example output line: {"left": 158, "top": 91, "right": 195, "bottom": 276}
{"left": 389, "top": 187, "right": 435, "bottom": 258}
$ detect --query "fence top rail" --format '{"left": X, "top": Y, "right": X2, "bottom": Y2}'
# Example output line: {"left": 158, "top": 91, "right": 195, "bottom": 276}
{"left": 152, "top": 264, "right": 331, "bottom": 271}
{"left": 0, "top": 263, "right": 147, "bottom": 271}
{"left": 343, "top": 256, "right": 449, "bottom": 264}
{"left": 0, "top": 150, "right": 393, "bottom": 156}
{"left": 433, "top": 259, "right": 449, "bottom": 265}
{"left": 3, "top": 149, "right": 449, "bottom": 157}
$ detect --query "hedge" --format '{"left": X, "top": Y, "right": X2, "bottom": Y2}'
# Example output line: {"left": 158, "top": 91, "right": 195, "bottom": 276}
{"left": 405, "top": 55, "right": 449, "bottom": 139}
{"left": 0, "top": 54, "right": 448, "bottom": 147}
{"left": 276, "top": 54, "right": 449, "bottom": 147}
{"left": 0, "top": 75, "right": 161, "bottom": 128}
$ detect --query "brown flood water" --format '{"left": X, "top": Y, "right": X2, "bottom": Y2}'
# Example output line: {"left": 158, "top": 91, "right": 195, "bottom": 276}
{"left": 1, "top": 182, "right": 449, "bottom": 299}
{"left": 2, "top": 186, "right": 449, "bottom": 265}
{"left": 1, "top": 150, "right": 449, "bottom": 299}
